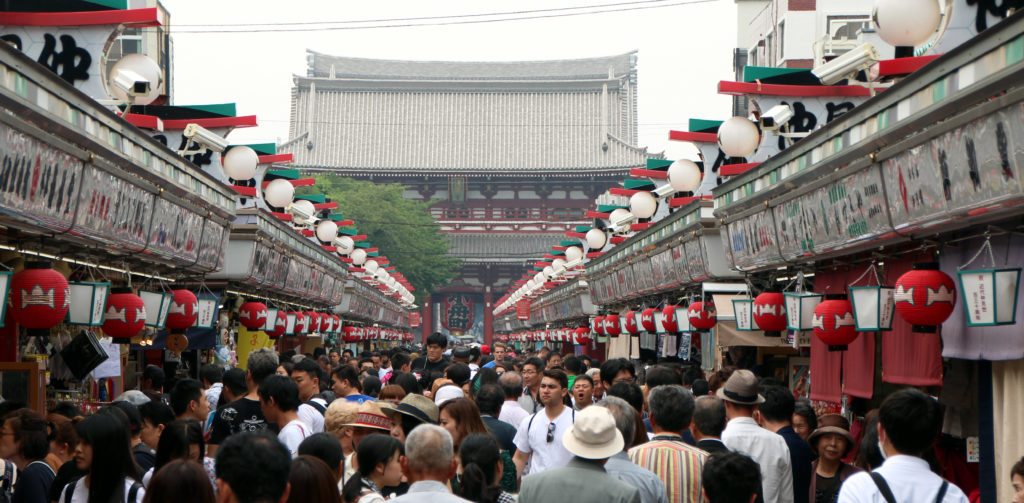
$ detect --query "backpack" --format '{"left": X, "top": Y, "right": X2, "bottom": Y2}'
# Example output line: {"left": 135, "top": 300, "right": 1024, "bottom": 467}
{"left": 64, "top": 477, "right": 143, "bottom": 503}
{"left": 306, "top": 399, "right": 327, "bottom": 416}
{"left": 869, "top": 472, "right": 949, "bottom": 503}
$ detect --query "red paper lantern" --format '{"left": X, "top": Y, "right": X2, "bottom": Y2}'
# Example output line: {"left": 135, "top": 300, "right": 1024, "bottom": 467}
{"left": 307, "top": 311, "right": 321, "bottom": 333}
{"left": 640, "top": 308, "right": 657, "bottom": 332}
{"left": 166, "top": 290, "right": 198, "bottom": 333}
{"left": 688, "top": 301, "right": 717, "bottom": 331}
{"left": 343, "top": 326, "right": 357, "bottom": 342}
{"left": 593, "top": 316, "right": 606, "bottom": 336}
{"left": 10, "top": 262, "right": 69, "bottom": 333}
{"left": 268, "top": 311, "right": 287, "bottom": 339}
{"left": 238, "top": 302, "right": 268, "bottom": 330}
{"left": 103, "top": 288, "right": 146, "bottom": 343}
{"left": 623, "top": 310, "right": 639, "bottom": 336}
{"left": 294, "top": 311, "right": 308, "bottom": 335}
{"left": 813, "top": 297, "right": 858, "bottom": 351}
{"left": 753, "top": 292, "right": 787, "bottom": 337}
{"left": 894, "top": 263, "right": 956, "bottom": 333}
{"left": 662, "top": 305, "right": 679, "bottom": 333}
{"left": 574, "top": 326, "right": 591, "bottom": 345}
{"left": 604, "top": 314, "right": 621, "bottom": 336}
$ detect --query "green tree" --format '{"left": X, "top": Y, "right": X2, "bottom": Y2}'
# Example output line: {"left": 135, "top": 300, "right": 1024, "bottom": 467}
{"left": 311, "top": 175, "right": 459, "bottom": 302}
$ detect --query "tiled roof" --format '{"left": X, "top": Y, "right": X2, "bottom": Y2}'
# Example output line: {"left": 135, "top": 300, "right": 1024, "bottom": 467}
{"left": 284, "top": 52, "right": 649, "bottom": 174}
{"left": 447, "top": 233, "right": 565, "bottom": 263}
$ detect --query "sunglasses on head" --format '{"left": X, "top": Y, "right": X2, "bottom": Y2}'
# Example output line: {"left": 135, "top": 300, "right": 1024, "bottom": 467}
{"left": 546, "top": 422, "right": 556, "bottom": 443}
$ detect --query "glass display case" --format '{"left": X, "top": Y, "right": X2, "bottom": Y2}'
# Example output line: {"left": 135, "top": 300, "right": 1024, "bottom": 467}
{"left": 0, "top": 361, "right": 47, "bottom": 413}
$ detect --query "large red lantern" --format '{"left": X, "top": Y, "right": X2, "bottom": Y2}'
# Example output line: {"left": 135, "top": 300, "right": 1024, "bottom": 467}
{"left": 623, "top": 310, "right": 639, "bottom": 336}
{"left": 343, "top": 326, "right": 357, "bottom": 342}
{"left": 307, "top": 311, "right": 321, "bottom": 333}
{"left": 604, "top": 314, "right": 621, "bottom": 336}
{"left": 813, "top": 296, "right": 858, "bottom": 351}
{"left": 238, "top": 302, "right": 268, "bottom": 330}
{"left": 268, "top": 310, "right": 287, "bottom": 339}
{"left": 640, "top": 308, "right": 657, "bottom": 332}
{"left": 753, "top": 292, "right": 787, "bottom": 337}
{"left": 11, "top": 262, "right": 69, "bottom": 334}
{"left": 166, "top": 290, "right": 198, "bottom": 333}
{"left": 574, "top": 326, "right": 591, "bottom": 345}
{"left": 662, "top": 305, "right": 679, "bottom": 333}
{"left": 894, "top": 263, "right": 956, "bottom": 333}
{"left": 294, "top": 312, "right": 308, "bottom": 335}
{"left": 688, "top": 301, "right": 717, "bottom": 331}
{"left": 103, "top": 288, "right": 146, "bottom": 343}
{"left": 593, "top": 316, "right": 606, "bottom": 336}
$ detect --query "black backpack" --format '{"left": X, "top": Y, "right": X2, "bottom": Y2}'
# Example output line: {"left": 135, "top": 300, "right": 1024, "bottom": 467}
{"left": 64, "top": 477, "right": 143, "bottom": 503}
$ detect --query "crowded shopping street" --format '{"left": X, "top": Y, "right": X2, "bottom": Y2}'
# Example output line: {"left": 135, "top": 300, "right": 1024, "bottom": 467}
{"left": 0, "top": 0, "right": 1020, "bottom": 502}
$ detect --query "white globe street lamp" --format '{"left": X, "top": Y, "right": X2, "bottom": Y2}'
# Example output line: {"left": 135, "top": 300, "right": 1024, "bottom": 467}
{"left": 718, "top": 117, "right": 761, "bottom": 158}
{"left": 629, "top": 191, "right": 657, "bottom": 219}
{"left": 585, "top": 229, "right": 607, "bottom": 250}
{"left": 315, "top": 220, "right": 338, "bottom": 243}
{"left": 873, "top": 0, "right": 942, "bottom": 57}
{"left": 222, "top": 146, "right": 259, "bottom": 181}
{"left": 668, "top": 159, "right": 702, "bottom": 192}
{"left": 264, "top": 179, "right": 295, "bottom": 208}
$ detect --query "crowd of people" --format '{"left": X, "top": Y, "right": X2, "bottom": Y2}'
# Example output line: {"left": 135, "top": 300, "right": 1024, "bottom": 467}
{"left": 0, "top": 332, "right": 1006, "bottom": 502}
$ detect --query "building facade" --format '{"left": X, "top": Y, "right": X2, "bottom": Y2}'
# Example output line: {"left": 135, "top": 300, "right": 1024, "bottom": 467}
{"left": 285, "top": 51, "right": 652, "bottom": 342}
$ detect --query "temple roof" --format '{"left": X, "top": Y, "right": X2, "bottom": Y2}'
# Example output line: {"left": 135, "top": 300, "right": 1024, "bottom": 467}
{"left": 448, "top": 233, "right": 564, "bottom": 263}
{"left": 284, "top": 52, "right": 650, "bottom": 174}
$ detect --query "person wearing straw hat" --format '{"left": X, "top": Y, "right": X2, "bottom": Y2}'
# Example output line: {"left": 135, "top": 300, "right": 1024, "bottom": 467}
{"left": 808, "top": 414, "right": 862, "bottom": 503}
{"left": 518, "top": 406, "right": 641, "bottom": 503}
{"left": 719, "top": 369, "right": 794, "bottom": 503}
{"left": 380, "top": 393, "right": 439, "bottom": 443}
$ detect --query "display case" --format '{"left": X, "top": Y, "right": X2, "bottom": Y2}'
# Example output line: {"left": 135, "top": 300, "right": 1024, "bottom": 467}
{"left": 0, "top": 361, "right": 47, "bottom": 413}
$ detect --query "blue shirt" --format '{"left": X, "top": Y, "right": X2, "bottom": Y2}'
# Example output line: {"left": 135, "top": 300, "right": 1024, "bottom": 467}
{"left": 345, "top": 394, "right": 375, "bottom": 404}
{"left": 778, "top": 426, "right": 812, "bottom": 503}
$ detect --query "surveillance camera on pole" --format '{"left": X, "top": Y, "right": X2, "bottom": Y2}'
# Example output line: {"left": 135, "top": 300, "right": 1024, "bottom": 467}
{"left": 812, "top": 43, "right": 880, "bottom": 85}
{"left": 759, "top": 104, "right": 795, "bottom": 132}
{"left": 182, "top": 123, "right": 229, "bottom": 154}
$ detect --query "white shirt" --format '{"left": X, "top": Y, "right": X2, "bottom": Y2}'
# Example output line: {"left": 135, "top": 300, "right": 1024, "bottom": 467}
{"left": 513, "top": 406, "right": 576, "bottom": 475}
{"left": 204, "top": 382, "right": 223, "bottom": 411}
{"left": 500, "top": 400, "right": 529, "bottom": 429}
{"left": 838, "top": 455, "right": 968, "bottom": 503}
{"left": 297, "top": 403, "right": 326, "bottom": 434}
{"left": 722, "top": 417, "right": 794, "bottom": 503}
{"left": 278, "top": 419, "right": 312, "bottom": 457}
{"left": 60, "top": 477, "right": 146, "bottom": 503}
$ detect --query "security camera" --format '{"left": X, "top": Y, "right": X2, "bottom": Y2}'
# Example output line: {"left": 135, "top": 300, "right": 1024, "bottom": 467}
{"left": 760, "top": 104, "right": 794, "bottom": 131}
{"left": 112, "top": 69, "right": 151, "bottom": 98}
{"left": 287, "top": 202, "right": 317, "bottom": 224}
{"left": 182, "top": 123, "right": 229, "bottom": 153}
{"left": 610, "top": 211, "right": 635, "bottom": 229}
{"left": 812, "top": 43, "right": 879, "bottom": 85}
{"left": 653, "top": 183, "right": 676, "bottom": 198}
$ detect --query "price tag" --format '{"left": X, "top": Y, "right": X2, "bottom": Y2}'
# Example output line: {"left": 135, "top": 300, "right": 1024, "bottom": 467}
{"left": 966, "top": 437, "right": 979, "bottom": 463}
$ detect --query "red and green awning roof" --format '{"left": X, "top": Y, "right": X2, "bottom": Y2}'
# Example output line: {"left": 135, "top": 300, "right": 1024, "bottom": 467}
{"left": 131, "top": 103, "right": 257, "bottom": 129}
{"left": 743, "top": 65, "right": 821, "bottom": 85}
{"left": 5, "top": 0, "right": 128, "bottom": 10}
{"left": 668, "top": 119, "right": 722, "bottom": 143}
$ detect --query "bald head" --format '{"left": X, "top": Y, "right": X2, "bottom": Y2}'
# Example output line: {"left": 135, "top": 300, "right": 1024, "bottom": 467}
{"left": 692, "top": 395, "right": 727, "bottom": 439}
{"left": 405, "top": 424, "right": 454, "bottom": 478}
{"left": 498, "top": 371, "right": 523, "bottom": 399}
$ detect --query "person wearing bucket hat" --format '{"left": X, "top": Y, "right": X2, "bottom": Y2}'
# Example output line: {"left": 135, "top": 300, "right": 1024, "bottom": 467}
{"left": 719, "top": 370, "right": 795, "bottom": 503}
{"left": 380, "top": 394, "right": 439, "bottom": 443}
{"left": 808, "top": 414, "right": 862, "bottom": 503}
{"left": 518, "top": 406, "right": 642, "bottom": 503}
{"left": 343, "top": 401, "right": 393, "bottom": 450}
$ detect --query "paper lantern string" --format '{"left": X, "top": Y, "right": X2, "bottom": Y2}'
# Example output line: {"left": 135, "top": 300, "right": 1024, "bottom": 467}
{"left": 957, "top": 237, "right": 997, "bottom": 270}
{"left": 849, "top": 263, "right": 881, "bottom": 287}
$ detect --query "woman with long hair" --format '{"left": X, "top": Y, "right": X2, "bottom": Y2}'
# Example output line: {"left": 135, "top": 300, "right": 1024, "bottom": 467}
{"left": 440, "top": 399, "right": 515, "bottom": 493}
{"left": 58, "top": 413, "right": 145, "bottom": 503}
{"left": 144, "top": 420, "right": 214, "bottom": 490}
{"left": 456, "top": 434, "right": 515, "bottom": 503}
{"left": 47, "top": 415, "right": 84, "bottom": 503}
{"left": 286, "top": 456, "right": 340, "bottom": 503}
{"left": 141, "top": 460, "right": 213, "bottom": 503}
{"left": 0, "top": 409, "right": 54, "bottom": 503}
{"left": 340, "top": 434, "right": 404, "bottom": 503}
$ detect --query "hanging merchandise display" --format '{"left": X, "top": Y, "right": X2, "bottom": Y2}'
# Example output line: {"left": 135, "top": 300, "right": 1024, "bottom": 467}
{"left": 11, "top": 262, "right": 70, "bottom": 334}
{"left": 894, "top": 263, "right": 956, "bottom": 333}
{"left": 239, "top": 302, "right": 269, "bottom": 330}
{"left": 753, "top": 292, "right": 787, "bottom": 336}
{"left": 102, "top": 288, "right": 147, "bottom": 344}
{"left": 166, "top": 289, "right": 199, "bottom": 333}
{"left": 688, "top": 301, "right": 717, "bottom": 331}
{"left": 812, "top": 296, "right": 858, "bottom": 351}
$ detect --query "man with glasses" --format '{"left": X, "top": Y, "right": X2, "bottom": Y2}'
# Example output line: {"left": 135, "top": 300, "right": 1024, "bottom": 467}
{"left": 513, "top": 369, "right": 576, "bottom": 479}
{"left": 600, "top": 358, "right": 637, "bottom": 392}
{"left": 518, "top": 357, "right": 546, "bottom": 414}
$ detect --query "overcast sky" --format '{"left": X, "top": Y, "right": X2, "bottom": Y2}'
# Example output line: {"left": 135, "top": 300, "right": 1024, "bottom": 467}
{"left": 161, "top": 0, "right": 736, "bottom": 159}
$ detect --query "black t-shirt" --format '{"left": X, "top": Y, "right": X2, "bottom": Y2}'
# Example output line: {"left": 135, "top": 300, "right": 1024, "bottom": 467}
{"left": 410, "top": 356, "right": 449, "bottom": 388}
{"left": 48, "top": 461, "right": 83, "bottom": 503}
{"left": 813, "top": 472, "right": 841, "bottom": 503}
{"left": 12, "top": 461, "right": 53, "bottom": 503}
{"left": 209, "top": 397, "right": 268, "bottom": 445}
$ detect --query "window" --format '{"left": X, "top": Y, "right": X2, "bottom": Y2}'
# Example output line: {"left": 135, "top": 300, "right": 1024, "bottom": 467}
{"left": 827, "top": 15, "right": 872, "bottom": 41}
{"left": 778, "top": 21, "right": 785, "bottom": 63}
{"left": 766, "top": 32, "right": 775, "bottom": 66}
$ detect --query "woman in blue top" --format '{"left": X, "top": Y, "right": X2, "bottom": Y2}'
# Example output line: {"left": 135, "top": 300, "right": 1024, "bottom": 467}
{"left": 0, "top": 409, "right": 55, "bottom": 503}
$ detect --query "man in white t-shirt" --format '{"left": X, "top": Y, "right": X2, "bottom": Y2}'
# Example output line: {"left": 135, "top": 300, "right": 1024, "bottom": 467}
{"left": 291, "top": 358, "right": 326, "bottom": 433}
{"left": 513, "top": 369, "right": 576, "bottom": 479}
{"left": 259, "top": 374, "right": 311, "bottom": 457}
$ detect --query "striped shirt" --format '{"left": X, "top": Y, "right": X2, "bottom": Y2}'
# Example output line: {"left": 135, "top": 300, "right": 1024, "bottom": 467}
{"left": 628, "top": 434, "right": 708, "bottom": 503}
